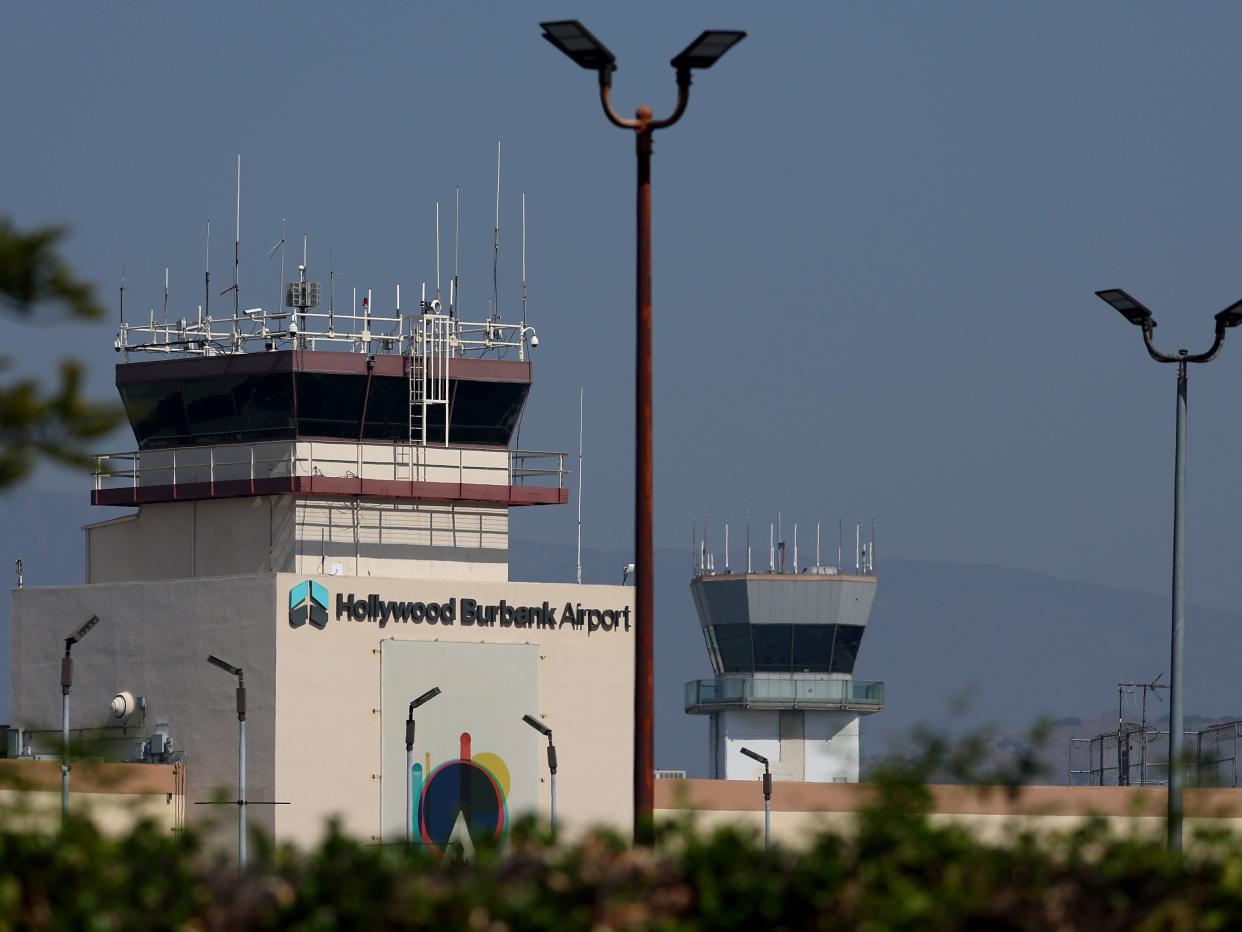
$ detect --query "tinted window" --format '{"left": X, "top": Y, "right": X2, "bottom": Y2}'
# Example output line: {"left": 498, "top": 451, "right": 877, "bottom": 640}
{"left": 829, "top": 624, "right": 865, "bottom": 674}
{"left": 449, "top": 381, "right": 529, "bottom": 446}
{"left": 752, "top": 624, "right": 793, "bottom": 672}
{"left": 711, "top": 624, "right": 753, "bottom": 673}
{"left": 296, "top": 372, "right": 366, "bottom": 439}
{"left": 233, "top": 373, "right": 295, "bottom": 440}
{"left": 360, "top": 376, "right": 408, "bottom": 442}
{"left": 791, "top": 625, "right": 835, "bottom": 673}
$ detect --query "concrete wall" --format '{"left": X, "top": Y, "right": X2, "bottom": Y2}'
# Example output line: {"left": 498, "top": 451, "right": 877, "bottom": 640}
{"left": 87, "top": 496, "right": 509, "bottom": 584}
{"left": 10, "top": 576, "right": 278, "bottom": 837}
{"left": 0, "top": 759, "right": 182, "bottom": 835}
{"left": 271, "top": 573, "right": 634, "bottom": 847}
{"left": 655, "top": 779, "right": 1242, "bottom": 849}
{"left": 87, "top": 498, "right": 292, "bottom": 583}
{"left": 713, "top": 708, "right": 860, "bottom": 782}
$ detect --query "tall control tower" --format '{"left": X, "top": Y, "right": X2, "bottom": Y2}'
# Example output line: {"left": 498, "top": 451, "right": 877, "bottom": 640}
{"left": 684, "top": 521, "right": 884, "bottom": 782}
{"left": 9, "top": 229, "right": 635, "bottom": 850}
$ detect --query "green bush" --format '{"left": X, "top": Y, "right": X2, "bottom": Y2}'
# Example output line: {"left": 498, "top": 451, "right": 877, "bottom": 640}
{"left": 6, "top": 777, "right": 1242, "bottom": 930}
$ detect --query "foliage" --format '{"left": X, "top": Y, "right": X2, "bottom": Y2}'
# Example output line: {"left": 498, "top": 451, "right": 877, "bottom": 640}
{"left": 0, "top": 218, "right": 121, "bottom": 488}
{"left": 7, "top": 773, "right": 1242, "bottom": 930}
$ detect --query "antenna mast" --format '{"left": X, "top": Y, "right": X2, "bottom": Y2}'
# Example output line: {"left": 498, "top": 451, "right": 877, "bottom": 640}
{"left": 452, "top": 186, "right": 460, "bottom": 318}
{"left": 233, "top": 156, "right": 240, "bottom": 321}
{"left": 163, "top": 268, "right": 169, "bottom": 336}
{"left": 435, "top": 202, "right": 441, "bottom": 304}
{"left": 746, "top": 512, "right": 751, "bottom": 573}
{"left": 576, "top": 386, "right": 584, "bottom": 586}
{"left": 204, "top": 221, "right": 210, "bottom": 319}
{"left": 521, "top": 192, "right": 528, "bottom": 334}
{"left": 119, "top": 264, "right": 125, "bottom": 325}
{"left": 492, "top": 141, "right": 501, "bottom": 322}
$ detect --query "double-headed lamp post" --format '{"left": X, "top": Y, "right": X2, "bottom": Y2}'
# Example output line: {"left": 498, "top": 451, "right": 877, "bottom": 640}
{"left": 206, "top": 655, "right": 247, "bottom": 865}
{"left": 522, "top": 714, "right": 558, "bottom": 836}
{"left": 739, "top": 747, "right": 772, "bottom": 850}
{"left": 406, "top": 686, "right": 441, "bottom": 845}
{"left": 540, "top": 19, "right": 746, "bottom": 844}
{"left": 61, "top": 615, "right": 100, "bottom": 821}
{"left": 1095, "top": 288, "right": 1242, "bottom": 851}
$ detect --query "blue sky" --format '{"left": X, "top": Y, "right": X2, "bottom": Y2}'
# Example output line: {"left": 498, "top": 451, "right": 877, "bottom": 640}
{"left": 7, "top": 2, "right": 1242, "bottom": 611}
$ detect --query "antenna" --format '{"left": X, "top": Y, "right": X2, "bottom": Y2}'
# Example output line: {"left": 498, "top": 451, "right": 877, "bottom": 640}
{"left": 303, "top": 233, "right": 308, "bottom": 269}
{"left": 452, "top": 186, "right": 460, "bottom": 318}
{"left": 724, "top": 520, "right": 730, "bottom": 573}
{"left": 204, "top": 221, "right": 211, "bottom": 319}
{"left": 855, "top": 522, "right": 861, "bottom": 574}
{"left": 266, "top": 219, "right": 287, "bottom": 320}
{"left": 233, "top": 156, "right": 240, "bottom": 322}
{"left": 816, "top": 521, "right": 821, "bottom": 568}
{"left": 576, "top": 386, "right": 584, "bottom": 586}
{"left": 119, "top": 263, "right": 125, "bottom": 325}
{"left": 769, "top": 523, "right": 774, "bottom": 573}
{"left": 521, "top": 192, "right": 528, "bottom": 334}
{"left": 793, "top": 523, "right": 798, "bottom": 573}
{"left": 838, "top": 514, "right": 843, "bottom": 571}
{"left": 870, "top": 514, "right": 877, "bottom": 574}
{"left": 328, "top": 249, "right": 335, "bottom": 333}
{"left": 492, "top": 141, "right": 501, "bottom": 322}
{"left": 435, "top": 202, "right": 441, "bottom": 303}
{"left": 163, "top": 267, "right": 169, "bottom": 334}
{"left": 746, "top": 512, "right": 752, "bottom": 573}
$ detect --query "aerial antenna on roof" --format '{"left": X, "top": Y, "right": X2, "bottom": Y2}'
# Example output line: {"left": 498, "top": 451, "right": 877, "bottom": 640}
{"left": 837, "top": 514, "right": 843, "bottom": 571}
{"left": 793, "top": 523, "right": 798, "bottom": 573}
{"left": 576, "top": 386, "right": 584, "bottom": 585}
{"left": 746, "top": 512, "right": 752, "bottom": 573}
{"left": 521, "top": 192, "right": 528, "bottom": 336}
{"left": 119, "top": 263, "right": 125, "bottom": 325}
{"left": 816, "top": 521, "right": 821, "bottom": 568}
{"left": 267, "top": 219, "right": 287, "bottom": 322}
{"left": 768, "top": 523, "right": 774, "bottom": 573}
{"left": 162, "top": 267, "right": 169, "bottom": 338}
{"left": 204, "top": 221, "right": 211, "bottom": 320}
{"left": 492, "top": 141, "right": 501, "bottom": 323}
{"left": 328, "top": 249, "right": 335, "bottom": 335}
{"left": 435, "top": 201, "right": 441, "bottom": 305}
{"left": 452, "top": 186, "right": 460, "bottom": 318}
{"left": 724, "top": 519, "right": 730, "bottom": 573}
{"left": 221, "top": 155, "right": 241, "bottom": 342}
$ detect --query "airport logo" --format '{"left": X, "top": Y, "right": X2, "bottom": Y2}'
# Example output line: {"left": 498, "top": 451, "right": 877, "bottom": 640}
{"left": 289, "top": 580, "right": 329, "bottom": 630}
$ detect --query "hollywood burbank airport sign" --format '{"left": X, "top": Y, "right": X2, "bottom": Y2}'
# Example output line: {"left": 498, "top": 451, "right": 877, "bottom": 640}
{"left": 288, "top": 580, "right": 631, "bottom": 636}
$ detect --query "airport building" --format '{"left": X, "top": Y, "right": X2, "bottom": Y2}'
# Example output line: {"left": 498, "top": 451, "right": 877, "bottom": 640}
{"left": 8, "top": 267, "right": 634, "bottom": 851}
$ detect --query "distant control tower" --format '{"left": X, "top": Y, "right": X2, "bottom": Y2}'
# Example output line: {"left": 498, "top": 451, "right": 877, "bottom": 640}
{"left": 684, "top": 519, "right": 883, "bottom": 782}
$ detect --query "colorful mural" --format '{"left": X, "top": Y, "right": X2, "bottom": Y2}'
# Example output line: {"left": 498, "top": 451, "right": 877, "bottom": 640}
{"left": 412, "top": 732, "right": 511, "bottom": 856}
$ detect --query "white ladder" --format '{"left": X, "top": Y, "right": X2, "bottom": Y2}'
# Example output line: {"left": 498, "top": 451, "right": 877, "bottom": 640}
{"left": 408, "top": 312, "right": 451, "bottom": 447}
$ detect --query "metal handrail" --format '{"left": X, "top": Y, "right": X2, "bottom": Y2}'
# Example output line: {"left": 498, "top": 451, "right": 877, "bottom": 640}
{"left": 95, "top": 440, "right": 567, "bottom": 492}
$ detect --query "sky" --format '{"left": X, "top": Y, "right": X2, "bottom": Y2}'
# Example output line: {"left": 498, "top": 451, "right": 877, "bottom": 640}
{"left": 7, "top": 2, "right": 1242, "bottom": 614}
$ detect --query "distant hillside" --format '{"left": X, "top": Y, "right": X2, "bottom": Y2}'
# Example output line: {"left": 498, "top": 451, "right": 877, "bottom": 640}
{"left": 6, "top": 490, "right": 1242, "bottom": 784}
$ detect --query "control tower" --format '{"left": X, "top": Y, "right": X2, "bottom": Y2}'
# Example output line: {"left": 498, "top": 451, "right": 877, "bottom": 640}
{"left": 9, "top": 227, "right": 635, "bottom": 850}
{"left": 684, "top": 521, "right": 883, "bottom": 783}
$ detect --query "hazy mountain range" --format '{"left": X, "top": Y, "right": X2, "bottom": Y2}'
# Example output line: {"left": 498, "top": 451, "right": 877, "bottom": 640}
{"left": 5, "top": 490, "right": 1241, "bottom": 781}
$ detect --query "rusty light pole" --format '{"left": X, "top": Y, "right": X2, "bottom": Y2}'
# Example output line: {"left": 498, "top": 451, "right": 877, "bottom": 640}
{"left": 540, "top": 20, "right": 745, "bottom": 843}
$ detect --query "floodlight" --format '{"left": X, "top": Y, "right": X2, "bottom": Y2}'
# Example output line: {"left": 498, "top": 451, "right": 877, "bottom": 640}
{"left": 65, "top": 615, "right": 99, "bottom": 647}
{"left": 207, "top": 655, "right": 242, "bottom": 677}
{"left": 671, "top": 30, "right": 747, "bottom": 72}
{"left": 1216, "top": 299, "right": 1242, "bottom": 329}
{"left": 523, "top": 713, "right": 552, "bottom": 737}
{"left": 739, "top": 746, "right": 769, "bottom": 766}
{"left": 1095, "top": 289, "right": 1154, "bottom": 327}
{"left": 540, "top": 20, "right": 617, "bottom": 75}
{"left": 410, "top": 686, "right": 441, "bottom": 712}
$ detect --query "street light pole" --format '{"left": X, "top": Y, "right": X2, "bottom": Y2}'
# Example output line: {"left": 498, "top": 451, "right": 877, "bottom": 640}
{"left": 740, "top": 747, "right": 772, "bottom": 850}
{"left": 61, "top": 615, "right": 100, "bottom": 823}
{"left": 522, "top": 714, "right": 558, "bottom": 837}
{"left": 207, "top": 655, "right": 247, "bottom": 866}
{"left": 540, "top": 20, "right": 745, "bottom": 844}
{"left": 406, "top": 686, "right": 441, "bottom": 845}
{"left": 1094, "top": 288, "right": 1242, "bottom": 851}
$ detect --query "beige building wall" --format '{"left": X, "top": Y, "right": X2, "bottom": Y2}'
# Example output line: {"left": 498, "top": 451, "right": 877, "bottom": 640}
{"left": 272, "top": 574, "right": 634, "bottom": 847}
{"left": 10, "top": 577, "right": 279, "bottom": 838}
{"left": 87, "top": 497, "right": 510, "bottom": 585}
{"left": 656, "top": 779, "right": 1242, "bottom": 848}
{"left": 0, "top": 759, "right": 182, "bottom": 836}
{"left": 11, "top": 572, "right": 634, "bottom": 850}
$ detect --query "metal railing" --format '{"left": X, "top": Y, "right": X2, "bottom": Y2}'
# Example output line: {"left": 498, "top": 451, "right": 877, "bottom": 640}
{"left": 94, "top": 440, "right": 568, "bottom": 495}
{"left": 1066, "top": 721, "right": 1242, "bottom": 788}
{"left": 685, "top": 676, "right": 885, "bottom": 713}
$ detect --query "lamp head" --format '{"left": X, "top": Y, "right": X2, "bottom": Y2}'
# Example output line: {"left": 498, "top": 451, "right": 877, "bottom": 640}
{"left": 65, "top": 615, "right": 100, "bottom": 648}
{"left": 739, "top": 746, "right": 769, "bottom": 767}
{"left": 206, "top": 654, "right": 242, "bottom": 678}
{"left": 540, "top": 20, "right": 617, "bottom": 84}
{"left": 671, "top": 30, "right": 747, "bottom": 74}
{"left": 409, "top": 686, "right": 441, "bottom": 715}
{"left": 1095, "top": 288, "right": 1155, "bottom": 327}
{"left": 1215, "top": 299, "right": 1242, "bottom": 329}
{"left": 522, "top": 713, "right": 552, "bottom": 737}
